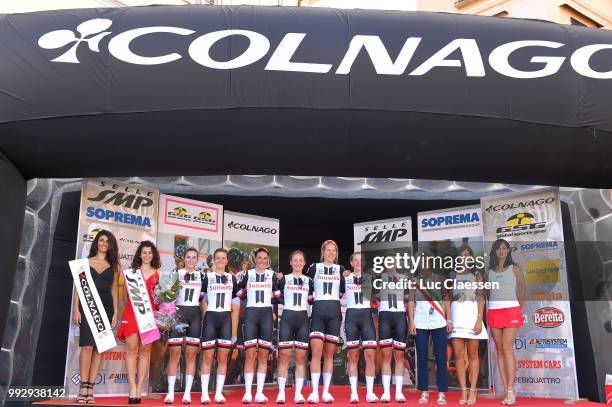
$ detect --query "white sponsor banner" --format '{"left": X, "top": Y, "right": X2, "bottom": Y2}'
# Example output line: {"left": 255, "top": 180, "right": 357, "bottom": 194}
{"left": 481, "top": 187, "right": 578, "bottom": 400}
{"left": 353, "top": 216, "right": 412, "bottom": 252}
{"left": 69, "top": 259, "right": 117, "bottom": 353}
{"left": 418, "top": 205, "right": 482, "bottom": 241}
{"left": 65, "top": 180, "right": 159, "bottom": 397}
{"left": 224, "top": 211, "right": 279, "bottom": 247}
{"left": 158, "top": 194, "right": 223, "bottom": 241}
{"left": 417, "top": 205, "right": 489, "bottom": 391}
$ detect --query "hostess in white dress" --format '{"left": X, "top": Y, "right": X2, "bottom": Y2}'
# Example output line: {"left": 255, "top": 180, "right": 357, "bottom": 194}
{"left": 448, "top": 271, "right": 488, "bottom": 340}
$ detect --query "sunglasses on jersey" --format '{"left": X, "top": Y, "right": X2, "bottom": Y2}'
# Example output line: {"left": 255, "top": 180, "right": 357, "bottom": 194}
{"left": 295, "top": 277, "right": 303, "bottom": 286}
{"left": 355, "top": 276, "right": 362, "bottom": 286}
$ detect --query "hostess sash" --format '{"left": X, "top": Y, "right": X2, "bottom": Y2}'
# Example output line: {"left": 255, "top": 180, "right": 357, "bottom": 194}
{"left": 69, "top": 259, "right": 117, "bottom": 353}
{"left": 122, "top": 268, "right": 160, "bottom": 345}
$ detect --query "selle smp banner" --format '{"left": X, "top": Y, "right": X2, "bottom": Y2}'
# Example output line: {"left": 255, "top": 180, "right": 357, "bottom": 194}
{"left": 65, "top": 180, "right": 159, "bottom": 397}
{"left": 69, "top": 259, "right": 117, "bottom": 353}
{"left": 481, "top": 187, "right": 578, "bottom": 399}
{"left": 2, "top": 6, "right": 612, "bottom": 131}
{"left": 122, "top": 268, "right": 160, "bottom": 345}
{"left": 354, "top": 216, "right": 412, "bottom": 251}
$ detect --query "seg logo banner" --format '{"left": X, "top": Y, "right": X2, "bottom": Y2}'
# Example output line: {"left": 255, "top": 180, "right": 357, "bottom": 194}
{"left": 495, "top": 212, "right": 548, "bottom": 238}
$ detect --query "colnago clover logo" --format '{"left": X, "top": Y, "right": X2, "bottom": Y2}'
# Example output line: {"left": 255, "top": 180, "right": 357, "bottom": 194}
{"left": 38, "top": 18, "right": 112, "bottom": 63}
{"left": 35, "top": 18, "right": 612, "bottom": 79}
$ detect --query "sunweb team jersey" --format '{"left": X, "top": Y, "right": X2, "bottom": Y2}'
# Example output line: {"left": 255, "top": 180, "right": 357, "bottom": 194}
{"left": 175, "top": 268, "right": 203, "bottom": 306}
{"left": 236, "top": 268, "right": 281, "bottom": 307}
{"left": 201, "top": 271, "right": 238, "bottom": 312}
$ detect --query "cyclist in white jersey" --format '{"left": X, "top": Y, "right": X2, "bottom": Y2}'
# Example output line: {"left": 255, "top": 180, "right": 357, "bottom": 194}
{"left": 376, "top": 263, "right": 410, "bottom": 403}
{"left": 344, "top": 252, "right": 378, "bottom": 403}
{"left": 235, "top": 248, "right": 281, "bottom": 404}
{"left": 199, "top": 248, "right": 239, "bottom": 404}
{"left": 275, "top": 250, "right": 313, "bottom": 404}
{"left": 165, "top": 248, "right": 203, "bottom": 405}
{"left": 306, "top": 240, "right": 345, "bottom": 404}
{"left": 485, "top": 239, "right": 525, "bottom": 406}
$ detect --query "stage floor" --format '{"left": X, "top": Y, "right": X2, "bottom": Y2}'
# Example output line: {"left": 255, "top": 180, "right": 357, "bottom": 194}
{"left": 34, "top": 386, "right": 597, "bottom": 406}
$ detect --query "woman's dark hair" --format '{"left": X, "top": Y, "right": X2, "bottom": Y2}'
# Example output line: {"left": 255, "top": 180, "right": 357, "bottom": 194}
{"left": 184, "top": 247, "right": 199, "bottom": 259}
{"left": 456, "top": 245, "right": 476, "bottom": 274}
{"left": 254, "top": 247, "right": 269, "bottom": 257}
{"left": 488, "top": 239, "right": 515, "bottom": 270}
{"left": 131, "top": 240, "right": 161, "bottom": 270}
{"left": 88, "top": 230, "right": 120, "bottom": 271}
{"left": 213, "top": 248, "right": 230, "bottom": 273}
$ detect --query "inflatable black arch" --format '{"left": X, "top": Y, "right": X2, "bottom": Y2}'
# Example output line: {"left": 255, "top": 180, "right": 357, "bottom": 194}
{"left": 1, "top": 5, "right": 612, "bottom": 346}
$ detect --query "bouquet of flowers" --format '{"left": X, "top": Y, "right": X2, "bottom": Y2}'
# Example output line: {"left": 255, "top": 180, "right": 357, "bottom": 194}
{"left": 152, "top": 269, "right": 182, "bottom": 339}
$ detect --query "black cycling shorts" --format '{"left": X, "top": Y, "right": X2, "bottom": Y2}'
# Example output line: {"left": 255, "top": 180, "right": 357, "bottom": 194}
{"left": 344, "top": 308, "right": 377, "bottom": 349}
{"left": 201, "top": 311, "right": 232, "bottom": 349}
{"left": 378, "top": 311, "right": 407, "bottom": 350}
{"left": 243, "top": 307, "right": 273, "bottom": 350}
{"left": 309, "top": 300, "right": 341, "bottom": 343}
{"left": 169, "top": 305, "right": 201, "bottom": 347}
{"left": 279, "top": 309, "right": 309, "bottom": 350}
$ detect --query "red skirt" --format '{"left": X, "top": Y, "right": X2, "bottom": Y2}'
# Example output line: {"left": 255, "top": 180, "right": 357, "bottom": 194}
{"left": 487, "top": 306, "right": 523, "bottom": 329}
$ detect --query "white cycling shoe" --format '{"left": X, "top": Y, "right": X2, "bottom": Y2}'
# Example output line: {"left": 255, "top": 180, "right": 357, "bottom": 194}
{"left": 214, "top": 393, "right": 226, "bottom": 404}
{"left": 200, "top": 392, "right": 210, "bottom": 404}
{"left": 380, "top": 392, "right": 391, "bottom": 403}
{"left": 321, "top": 393, "right": 334, "bottom": 404}
{"left": 183, "top": 393, "right": 192, "bottom": 404}
{"left": 276, "top": 393, "right": 285, "bottom": 404}
{"left": 366, "top": 393, "right": 379, "bottom": 403}
{"left": 307, "top": 393, "right": 319, "bottom": 404}
{"left": 254, "top": 393, "right": 268, "bottom": 404}
{"left": 294, "top": 393, "right": 306, "bottom": 404}
{"left": 350, "top": 393, "right": 359, "bottom": 404}
{"left": 164, "top": 394, "right": 175, "bottom": 404}
{"left": 242, "top": 393, "right": 253, "bottom": 404}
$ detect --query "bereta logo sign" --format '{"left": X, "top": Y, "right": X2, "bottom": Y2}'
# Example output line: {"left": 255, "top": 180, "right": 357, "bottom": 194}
{"left": 533, "top": 307, "right": 565, "bottom": 328}
{"left": 37, "top": 19, "right": 612, "bottom": 79}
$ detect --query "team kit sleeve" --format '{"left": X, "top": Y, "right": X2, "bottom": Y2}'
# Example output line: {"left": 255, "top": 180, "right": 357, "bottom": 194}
{"left": 339, "top": 265, "right": 346, "bottom": 296}
{"left": 306, "top": 263, "right": 316, "bottom": 279}
{"left": 201, "top": 272, "right": 208, "bottom": 293}
{"left": 272, "top": 273, "right": 282, "bottom": 299}
{"left": 236, "top": 272, "right": 248, "bottom": 300}
{"left": 231, "top": 275, "right": 239, "bottom": 298}
{"left": 308, "top": 277, "right": 314, "bottom": 303}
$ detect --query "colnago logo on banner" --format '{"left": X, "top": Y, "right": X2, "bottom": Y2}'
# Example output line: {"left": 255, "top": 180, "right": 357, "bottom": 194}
{"left": 37, "top": 18, "right": 612, "bottom": 79}
{"left": 481, "top": 187, "right": 578, "bottom": 400}
{"left": 84, "top": 180, "right": 158, "bottom": 230}
{"left": 224, "top": 211, "right": 279, "bottom": 247}
{"left": 353, "top": 216, "right": 412, "bottom": 252}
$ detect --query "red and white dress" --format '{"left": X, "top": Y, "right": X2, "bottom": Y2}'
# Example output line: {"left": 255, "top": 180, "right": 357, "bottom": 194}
{"left": 117, "top": 270, "right": 159, "bottom": 341}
